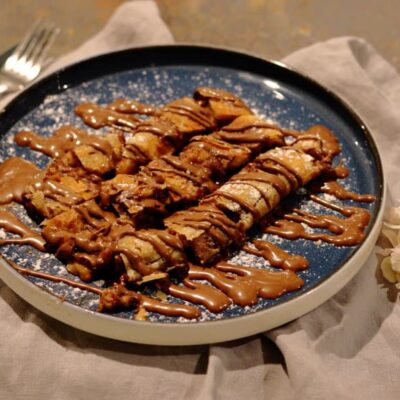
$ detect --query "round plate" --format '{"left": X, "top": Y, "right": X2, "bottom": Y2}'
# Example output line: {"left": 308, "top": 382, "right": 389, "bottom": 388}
{"left": 0, "top": 45, "right": 384, "bottom": 345}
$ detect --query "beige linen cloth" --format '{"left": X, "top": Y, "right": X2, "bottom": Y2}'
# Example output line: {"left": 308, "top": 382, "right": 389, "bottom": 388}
{"left": 1, "top": 1, "right": 400, "bottom": 399}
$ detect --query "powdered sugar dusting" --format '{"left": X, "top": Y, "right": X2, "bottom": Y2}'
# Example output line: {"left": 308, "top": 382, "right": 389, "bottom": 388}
{"left": 0, "top": 64, "right": 380, "bottom": 325}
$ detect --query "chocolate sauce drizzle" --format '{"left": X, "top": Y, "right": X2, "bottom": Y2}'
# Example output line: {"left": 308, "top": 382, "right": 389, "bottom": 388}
{"left": 163, "top": 103, "right": 215, "bottom": 128}
{"left": 312, "top": 180, "right": 376, "bottom": 203}
{"left": 8, "top": 256, "right": 303, "bottom": 318}
{"left": 15, "top": 125, "right": 116, "bottom": 166}
{"left": 0, "top": 91, "right": 378, "bottom": 322}
{"left": 186, "top": 263, "right": 303, "bottom": 307}
{"left": 75, "top": 103, "right": 140, "bottom": 129}
{"left": 243, "top": 240, "right": 309, "bottom": 271}
{"left": 167, "top": 278, "right": 232, "bottom": 313}
{"left": 265, "top": 194, "right": 371, "bottom": 246}
{"left": 167, "top": 205, "right": 241, "bottom": 246}
{"left": 9, "top": 262, "right": 200, "bottom": 320}
{"left": 107, "top": 99, "right": 159, "bottom": 116}
{"left": 0, "top": 210, "right": 45, "bottom": 251}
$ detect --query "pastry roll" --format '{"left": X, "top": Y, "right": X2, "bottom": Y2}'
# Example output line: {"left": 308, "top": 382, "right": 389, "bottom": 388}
{"left": 194, "top": 87, "right": 252, "bottom": 123}
{"left": 23, "top": 88, "right": 250, "bottom": 221}
{"left": 100, "top": 115, "right": 284, "bottom": 225}
{"left": 117, "top": 125, "right": 339, "bottom": 279}
{"left": 40, "top": 115, "right": 284, "bottom": 280}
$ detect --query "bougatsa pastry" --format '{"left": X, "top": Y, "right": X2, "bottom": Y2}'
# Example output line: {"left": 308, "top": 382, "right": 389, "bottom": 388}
{"left": 99, "top": 114, "right": 284, "bottom": 225}
{"left": 0, "top": 86, "right": 376, "bottom": 320}
{"left": 116, "top": 125, "right": 339, "bottom": 281}
{"left": 22, "top": 88, "right": 250, "bottom": 221}
{"left": 41, "top": 114, "right": 285, "bottom": 281}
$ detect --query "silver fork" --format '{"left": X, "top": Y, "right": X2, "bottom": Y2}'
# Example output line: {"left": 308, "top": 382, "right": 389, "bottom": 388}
{"left": 0, "top": 20, "right": 59, "bottom": 97}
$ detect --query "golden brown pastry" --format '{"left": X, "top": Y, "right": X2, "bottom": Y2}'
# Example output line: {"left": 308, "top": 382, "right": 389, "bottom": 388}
{"left": 116, "top": 125, "right": 339, "bottom": 280}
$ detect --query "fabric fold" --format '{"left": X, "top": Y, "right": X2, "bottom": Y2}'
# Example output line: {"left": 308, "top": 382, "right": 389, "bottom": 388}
{"left": 284, "top": 36, "right": 400, "bottom": 205}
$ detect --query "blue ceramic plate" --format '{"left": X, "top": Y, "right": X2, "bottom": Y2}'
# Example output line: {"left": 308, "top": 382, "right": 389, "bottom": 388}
{"left": 0, "top": 45, "right": 384, "bottom": 345}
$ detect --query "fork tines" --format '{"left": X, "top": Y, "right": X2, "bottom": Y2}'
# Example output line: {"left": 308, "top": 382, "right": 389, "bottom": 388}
{"left": 3, "top": 19, "right": 60, "bottom": 82}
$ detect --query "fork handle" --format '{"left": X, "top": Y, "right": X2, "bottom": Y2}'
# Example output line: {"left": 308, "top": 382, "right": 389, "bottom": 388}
{"left": 0, "top": 76, "right": 20, "bottom": 98}
{"left": 0, "top": 83, "right": 11, "bottom": 96}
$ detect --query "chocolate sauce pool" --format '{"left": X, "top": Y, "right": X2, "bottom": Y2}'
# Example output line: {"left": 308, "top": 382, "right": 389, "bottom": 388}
{"left": 0, "top": 157, "right": 42, "bottom": 204}
{"left": 15, "top": 126, "right": 113, "bottom": 159}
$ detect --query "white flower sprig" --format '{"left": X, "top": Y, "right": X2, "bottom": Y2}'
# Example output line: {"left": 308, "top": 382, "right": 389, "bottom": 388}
{"left": 379, "top": 207, "right": 400, "bottom": 288}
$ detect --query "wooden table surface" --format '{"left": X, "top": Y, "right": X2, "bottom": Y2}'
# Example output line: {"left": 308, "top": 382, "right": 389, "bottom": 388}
{"left": 0, "top": 0, "right": 399, "bottom": 71}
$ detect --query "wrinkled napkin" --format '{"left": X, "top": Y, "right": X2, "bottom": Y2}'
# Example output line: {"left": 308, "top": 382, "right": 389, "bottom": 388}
{"left": 1, "top": 1, "right": 400, "bottom": 399}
